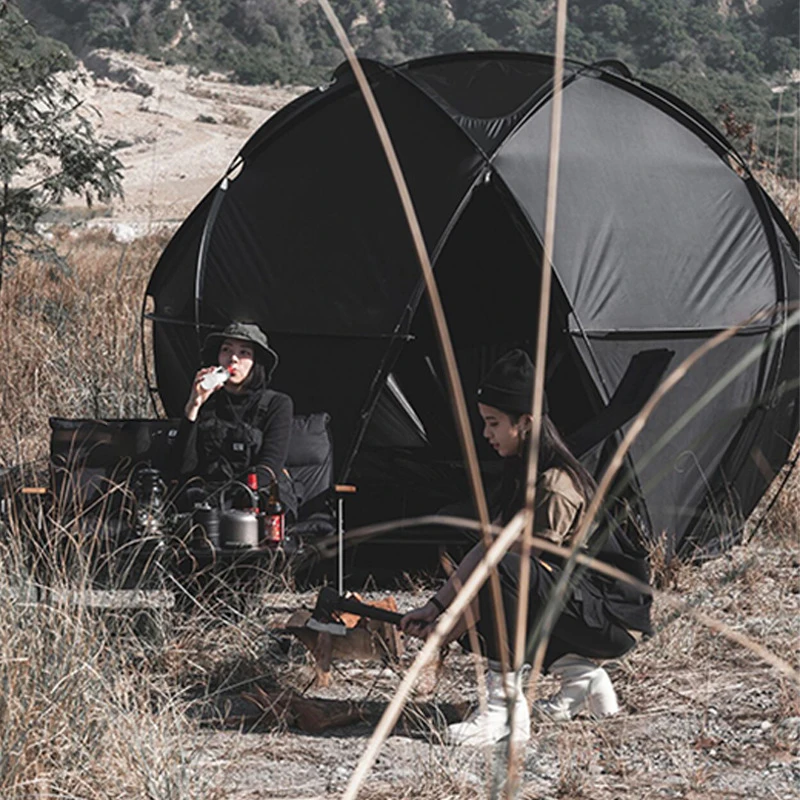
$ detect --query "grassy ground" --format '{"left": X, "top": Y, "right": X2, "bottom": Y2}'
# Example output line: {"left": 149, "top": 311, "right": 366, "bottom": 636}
{"left": 1, "top": 507, "right": 794, "bottom": 799}
{"left": 0, "top": 228, "right": 167, "bottom": 472}
{"left": 0, "top": 175, "right": 797, "bottom": 797}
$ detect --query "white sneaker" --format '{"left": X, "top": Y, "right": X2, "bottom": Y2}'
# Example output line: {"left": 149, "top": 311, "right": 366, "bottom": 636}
{"left": 447, "top": 662, "right": 531, "bottom": 746}
{"left": 532, "top": 654, "right": 619, "bottom": 722}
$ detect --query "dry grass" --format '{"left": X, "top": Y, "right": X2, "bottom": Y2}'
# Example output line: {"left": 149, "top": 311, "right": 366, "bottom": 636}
{"left": 747, "top": 434, "right": 800, "bottom": 551}
{"left": 0, "top": 484, "right": 301, "bottom": 797}
{"left": 0, "top": 493, "right": 794, "bottom": 800}
{"left": 0, "top": 511, "right": 213, "bottom": 798}
{"left": 753, "top": 169, "right": 799, "bottom": 231}
{"left": 0, "top": 173, "right": 796, "bottom": 797}
{"left": 0, "top": 227, "right": 169, "bottom": 470}
{"left": 590, "top": 526, "right": 799, "bottom": 798}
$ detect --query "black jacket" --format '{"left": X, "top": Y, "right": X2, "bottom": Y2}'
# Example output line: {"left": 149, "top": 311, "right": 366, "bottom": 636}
{"left": 172, "top": 385, "right": 297, "bottom": 517}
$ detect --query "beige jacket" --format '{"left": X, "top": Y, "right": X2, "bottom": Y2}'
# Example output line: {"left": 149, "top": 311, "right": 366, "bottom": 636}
{"left": 533, "top": 467, "right": 585, "bottom": 548}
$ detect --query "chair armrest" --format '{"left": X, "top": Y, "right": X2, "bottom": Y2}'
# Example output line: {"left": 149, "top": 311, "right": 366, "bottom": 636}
{"left": 333, "top": 484, "right": 357, "bottom": 494}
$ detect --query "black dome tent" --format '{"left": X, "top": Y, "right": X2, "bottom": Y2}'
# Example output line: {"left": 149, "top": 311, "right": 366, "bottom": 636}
{"left": 145, "top": 52, "right": 799, "bottom": 559}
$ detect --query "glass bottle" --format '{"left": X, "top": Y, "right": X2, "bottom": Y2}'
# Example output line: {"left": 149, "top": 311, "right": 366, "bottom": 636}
{"left": 262, "top": 477, "right": 285, "bottom": 547}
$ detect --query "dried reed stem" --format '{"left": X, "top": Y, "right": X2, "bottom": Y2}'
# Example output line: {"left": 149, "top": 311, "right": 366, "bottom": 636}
{"left": 511, "top": 0, "right": 569, "bottom": 783}
{"left": 315, "top": 0, "right": 510, "bottom": 673}
{"left": 524, "top": 306, "right": 799, "bottom": 701}
{"left": 341, "top": 512, "right": 528, "bottom": 800}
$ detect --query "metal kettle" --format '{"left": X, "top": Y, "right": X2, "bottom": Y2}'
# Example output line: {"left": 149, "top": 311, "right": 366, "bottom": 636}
{"left": 219, "top": 508, "right": 260, "bottom": 548}
{"left": 218, "top": 481, "right": 260, "bottom": 549}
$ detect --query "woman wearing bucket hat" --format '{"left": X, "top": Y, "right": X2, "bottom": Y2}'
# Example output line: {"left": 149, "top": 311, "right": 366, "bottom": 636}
{"left": 172, "top": 321, "right": 297, "bottom": 518}
{"left": 400, "top": 349, "right": 652, "bottom": 747}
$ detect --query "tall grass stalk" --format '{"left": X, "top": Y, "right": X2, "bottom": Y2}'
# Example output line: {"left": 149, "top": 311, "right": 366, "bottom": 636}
{"left": 315, "top": 0, "right": 513, "bottom": 682}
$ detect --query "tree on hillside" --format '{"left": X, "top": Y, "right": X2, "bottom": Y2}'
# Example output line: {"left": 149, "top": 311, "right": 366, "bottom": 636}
{"left": 0, "top": 3, "right": 123, "bottom": 291}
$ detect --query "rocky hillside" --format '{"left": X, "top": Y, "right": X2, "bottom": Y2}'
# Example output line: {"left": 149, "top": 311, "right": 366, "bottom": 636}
{"left": 55, "top": 44, "right": 798, "bottom": 238}
{"left": 19, "top": 0, "right": 797, "bottom": 84}
{"left": 17, "top": 0, "right": 799, "bottom": 181}
{"left": 57, "top": 50, "right": 304, "bottom": 234}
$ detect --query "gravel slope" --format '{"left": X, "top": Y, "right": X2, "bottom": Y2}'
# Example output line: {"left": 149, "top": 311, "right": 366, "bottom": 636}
{"left": 61, "top": 50, "right": 304, "bottom": 233}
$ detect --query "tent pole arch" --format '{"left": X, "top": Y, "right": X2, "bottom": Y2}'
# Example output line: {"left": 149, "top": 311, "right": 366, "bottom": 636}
{"left": 193, "top": 174, "right": 230, "bottom": 348}
{"left": 337, "top": 165, "right": 493, "bottom": 481}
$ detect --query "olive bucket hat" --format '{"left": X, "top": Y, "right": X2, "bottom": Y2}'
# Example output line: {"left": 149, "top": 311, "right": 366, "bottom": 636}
{"left": 202, "top": 322, "right": 279, "bottom": 381}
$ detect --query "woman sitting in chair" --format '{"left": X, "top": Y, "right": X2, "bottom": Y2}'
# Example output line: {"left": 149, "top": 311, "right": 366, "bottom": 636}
{"left": 401, "top": 349, "right": 652, "bottom": 747}
{"left": 172, "top": 321, "right": 297, "bottom": 518}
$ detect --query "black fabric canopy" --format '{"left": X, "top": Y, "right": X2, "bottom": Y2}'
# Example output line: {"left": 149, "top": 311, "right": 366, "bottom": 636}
{"left": 146, "top": 52, "right": 799, "bottom": 558}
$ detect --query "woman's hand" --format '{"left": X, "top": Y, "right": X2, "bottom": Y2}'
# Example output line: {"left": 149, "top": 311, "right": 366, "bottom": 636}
{"left": 400, "top": 601, "right": 443, "bottom": 640}
{"left": 184, "top": 367, "right": 223, "bottom": 421}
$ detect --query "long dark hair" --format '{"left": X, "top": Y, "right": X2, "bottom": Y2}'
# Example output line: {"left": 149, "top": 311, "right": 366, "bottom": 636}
{"left": 537, "top": 415, "right": 596, "bottom": 503}
{"left": 236, "top": 361, "right": 266, "bottom": 393}
{"left": 504, "top": 410, "right": 596, "bottom": 504}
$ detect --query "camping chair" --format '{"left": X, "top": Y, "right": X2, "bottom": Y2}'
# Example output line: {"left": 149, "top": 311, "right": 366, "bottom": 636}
{"left": 40, "top": 413, "right": 353, "bottom": 597}
{"left": 566, "top": 349, "right": 675, "bottom": 461}
{"left": 286, "top": 412, "right": 356, "bottom": 594}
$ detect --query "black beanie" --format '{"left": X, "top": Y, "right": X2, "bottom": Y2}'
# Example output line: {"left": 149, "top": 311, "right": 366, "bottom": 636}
{"left": 476, "top": 349, "right": 548, "bottom": 416}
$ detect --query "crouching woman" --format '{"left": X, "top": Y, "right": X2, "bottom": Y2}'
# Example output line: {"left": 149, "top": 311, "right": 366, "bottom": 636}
{"left": 400, "top": 350, "right": 652, "bottom": 747}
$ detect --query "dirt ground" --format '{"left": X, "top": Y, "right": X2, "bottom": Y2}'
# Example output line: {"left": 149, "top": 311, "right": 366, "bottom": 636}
{"left": 179, "top": 535, "right": 799, "bottom": 800}
{"left": 60, "top": 50, "right": 305, "bottom": 234}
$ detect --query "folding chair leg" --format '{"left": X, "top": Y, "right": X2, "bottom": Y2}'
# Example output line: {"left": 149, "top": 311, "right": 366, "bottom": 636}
{"left": 337, "top": 495, "right": 344, "bottom": 595}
